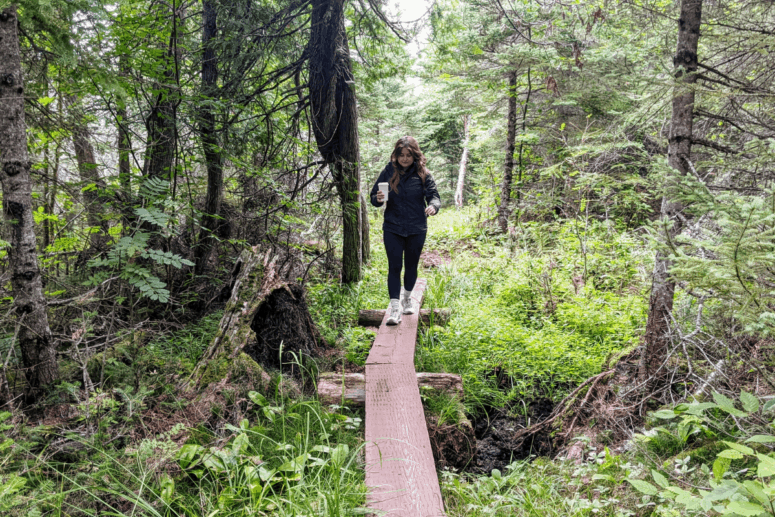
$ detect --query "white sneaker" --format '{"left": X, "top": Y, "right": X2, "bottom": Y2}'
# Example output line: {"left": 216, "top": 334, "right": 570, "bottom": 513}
{"left": 402, "top": 290, "right": 416, "bottom": 315}
{"left": 386, "top": 299, "right": 402, "bottom": 325}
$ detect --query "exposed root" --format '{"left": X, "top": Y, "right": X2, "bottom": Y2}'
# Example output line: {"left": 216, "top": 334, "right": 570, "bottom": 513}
{"left": 513, "top": 369, "right": 615, "bottom": 445}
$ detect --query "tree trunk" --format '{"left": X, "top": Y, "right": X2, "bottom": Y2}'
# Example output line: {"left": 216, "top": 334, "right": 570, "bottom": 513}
{"left": 499, "top": 70, "right": 518, "bottom": 233}
{"left": 308, "top": 0, "right": 362, "bottom": 284}
{"left": 515, "top": 66, "right": 532, "bottom": 219}
{"left": 42, "top": 141, "right": 60, "bottom": 252}
{"left": 190, "top": 247, "right": 321, "bottom": 386}
{"left": 189, "top": 249, "right": 271, "bottom": 387}
{"left": 641, "top": 0, "right": 703, "bottom": 381}
{"left": 69, "top": 98, "right": 109, "bottom": 250}
{"left": 0, "top": 6, "right": 59, "bottom": 397}
{"left": 361, "top": 191, "right": 370, "bottom": 263}
{"left": 141, "top": 6, "right": 179, "bottom": 199}
{"left": 195, "top": 0, "right": 224, "bottom": 275}
{"left": 117, "top": 54, "right": 133, "bottom": 229}
{"left": 454, "top": 114, "right": 470, "bottom": 209}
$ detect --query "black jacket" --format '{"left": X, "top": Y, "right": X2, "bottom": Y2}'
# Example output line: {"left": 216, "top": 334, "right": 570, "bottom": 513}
{"left": 370, "top": 162, "right": 441, "bottom": 237}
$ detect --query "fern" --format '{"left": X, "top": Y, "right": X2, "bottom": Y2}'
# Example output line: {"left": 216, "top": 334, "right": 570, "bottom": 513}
{"left": 138, "top": 177, "right": 170, "bottom": 201}
{"left": 134, "top": 207, "right": 170, "bottom": 229}
{"left": 86, "top": 231, "right": 193, "bottom": 304}
{"left": 143, "top": 248, "right": 194, "bottom": 268}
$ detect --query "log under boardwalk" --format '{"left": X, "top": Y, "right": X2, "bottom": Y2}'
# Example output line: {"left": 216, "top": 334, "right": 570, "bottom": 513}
{"left": 364, "top": 278, "right": 446, "bottom": 516}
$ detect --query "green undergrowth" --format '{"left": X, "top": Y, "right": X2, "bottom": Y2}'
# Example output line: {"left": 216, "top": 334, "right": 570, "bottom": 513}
{"left": 310, "top": 206, "right": 651, "bottom": 411}
{"left": 2, "top": 314, "right": 366, "bottom": 516}
{"left": 438, "top": 391, "right": 775, "bottom": 517}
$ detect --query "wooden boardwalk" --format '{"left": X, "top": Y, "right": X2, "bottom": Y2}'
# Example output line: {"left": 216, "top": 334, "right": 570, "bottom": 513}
{"left": 364, "top": 279, "right": 446, "bottom": 517}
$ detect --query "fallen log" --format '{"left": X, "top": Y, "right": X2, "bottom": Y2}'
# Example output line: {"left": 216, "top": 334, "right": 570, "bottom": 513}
{"left": 318, "top": 372, "right": 463, "bottom": 406}
{"left": 357, "top": 308, "right": 450, "bottom": 327}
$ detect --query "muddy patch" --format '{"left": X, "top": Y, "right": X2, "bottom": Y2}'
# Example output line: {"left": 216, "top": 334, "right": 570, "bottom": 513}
{"left": 426, "top": 414, "right": 476, "bottom": 470}
{"left": 471, "top": 398, "right": 554, "bottom": 474}
{"left": 421, "top": 250, "right": 451, "bottom": 268}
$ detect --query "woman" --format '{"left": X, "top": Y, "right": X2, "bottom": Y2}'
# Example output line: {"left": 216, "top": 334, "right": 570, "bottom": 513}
{"left": 370, "top": 136, "right": 441, "bottom": 325}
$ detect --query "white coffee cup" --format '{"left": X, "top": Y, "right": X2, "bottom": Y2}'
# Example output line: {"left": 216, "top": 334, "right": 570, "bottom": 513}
{"left": 378, "top": 182, "right": 389, "bottom": 202}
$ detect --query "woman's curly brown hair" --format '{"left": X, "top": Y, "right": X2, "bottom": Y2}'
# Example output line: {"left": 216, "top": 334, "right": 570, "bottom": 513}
{"left": 389, "top": 136, "right": 427, "bottom": 194}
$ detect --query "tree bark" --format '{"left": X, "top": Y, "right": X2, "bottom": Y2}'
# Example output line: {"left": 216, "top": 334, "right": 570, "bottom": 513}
{"left": 308, "top": 0, "right": 362, "bottom": 283}
{"left": 195, "top": 0, "right": 224, "bottom": 274}
{"left": 499, "top": 70, "right": 518, "bottom": 233}
{"left": 361, "top": 191, "right": 370, "bottom": 264}
{"left": 454, "top": 114, "right": 470, "bottom": 209}
{"left": 189, "top": 249, "right": 271, "bottom": 387}
{"left": 69, "top": 98, "right": 109, "bottom": 250}
{"left": 515, "top": 66, "right": 532, "bottom": 218}
{"left": 641, "top": 0, "right": 703, "bottom": 381}
{"left": 42, "top": 141, "right": 60, "bottom": 252}
{"left": 0, "top": 6, "right": 59, "bottom": 396}
{"left": 141, "top": 5, "right": 179, "bottom": 197}
{"left": 117, "top": 54, "right": 133, "bottom": 229}
{"left": 190, "top": 246, "right": 318, "bottom": 386}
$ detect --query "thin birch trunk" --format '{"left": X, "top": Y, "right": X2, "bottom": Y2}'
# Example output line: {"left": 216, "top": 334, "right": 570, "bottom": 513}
{"left": 454, "top": 115, "right": 470, "bottom": 209}
{"left": 117, "top": 54, "right": 133, "bottom": 229}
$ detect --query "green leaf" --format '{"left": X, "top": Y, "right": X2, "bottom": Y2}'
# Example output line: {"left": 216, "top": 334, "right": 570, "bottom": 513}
{"left": 652, "top": 409, "right": 678, "bottom": 419}
{"left": 723, "top": 441, "right": 755, "bottom": 456}
{"left": 714, "top": 457, "right": 731, "bottom": 481}
{"left": 707, "top": 480, "right": 739, "bottom": 501}
{"left": 717, "top": 449, "right": 744, "bottom": 460}
{"left": 258, "top": 466, "right": 275, "bottom": 482}
{"left": 742, "top": 480, "right": 770, "bottom": 506}
{"left": 745, "top": 435, "right": 775, "bottom": 444}
{"left": 740, "top": 391, "right": 760, "bottom": 413}
{"left": 652, "top": 469, "right": 670, "bottom": 488}
{"left": 713, "top": 392, "right": 748, "bottom": 417}
{"left": 685, "top": 402, "right": 718, "bottom": 415}
{"left": 331, "top": 444, "right": 349, "bottom": 467}
{"left": 627, "top": 479, "right": 658, "bottom": 495}
{"left": 756, "top": 454, "right": 775, "bottom": 477}
{"left": 248, "top": 391, "right": 269, "bottom": 407}
{"left": 726, "top": 500, "right": 765, "bottom": 516}
{"left": 177, "top": 444, "right": 203, "bottom": 470}
{"left": 667, "top": 486, "right": 701, "bottom": 509}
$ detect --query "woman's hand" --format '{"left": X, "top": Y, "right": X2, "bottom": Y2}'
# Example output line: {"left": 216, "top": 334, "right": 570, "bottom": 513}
{"left": 376, "top": 191, "right": 385, "bottom": 203}
{"left": 425, "top": 205, "right": 437, "bottom": 216}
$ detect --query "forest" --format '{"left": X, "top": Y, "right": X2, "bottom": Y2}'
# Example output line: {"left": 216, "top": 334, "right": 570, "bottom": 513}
{"left": 1, "top": 0, "right": 775, "bottom": 514}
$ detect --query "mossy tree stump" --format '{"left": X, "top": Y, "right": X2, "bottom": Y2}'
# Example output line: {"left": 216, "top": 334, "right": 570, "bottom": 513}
{"left": 190, "top": 247, "right": 323, "bottom": 389}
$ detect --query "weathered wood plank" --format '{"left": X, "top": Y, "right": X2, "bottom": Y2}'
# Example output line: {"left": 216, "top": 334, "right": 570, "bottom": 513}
{"left": 318, "top": 372, "right": 462, "bottom": 407}
{"left": 358, "top": 308, "right": 450, "bottom": 327}
{"left": 364, "top": 279, "right": 446, "bottom": 516}
{"left": 365, "top": 279, "right": 426, "bottom": 366}
{"left": 365, "top": 363, "right": 445, "bottom": 516}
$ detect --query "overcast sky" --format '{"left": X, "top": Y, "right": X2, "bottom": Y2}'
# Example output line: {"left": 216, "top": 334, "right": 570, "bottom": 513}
{"left": 390, "top": 0, "right": 433, "bottom": 57}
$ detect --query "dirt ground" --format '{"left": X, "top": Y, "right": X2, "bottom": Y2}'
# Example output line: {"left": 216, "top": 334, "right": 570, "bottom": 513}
{"left": 470, "top": 399, "right": 555, "bottom": 474}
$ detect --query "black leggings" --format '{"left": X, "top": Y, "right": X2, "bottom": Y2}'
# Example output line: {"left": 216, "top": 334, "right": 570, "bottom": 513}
{"left": 384, "top": 231, "right": 426, "bottom": 300}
